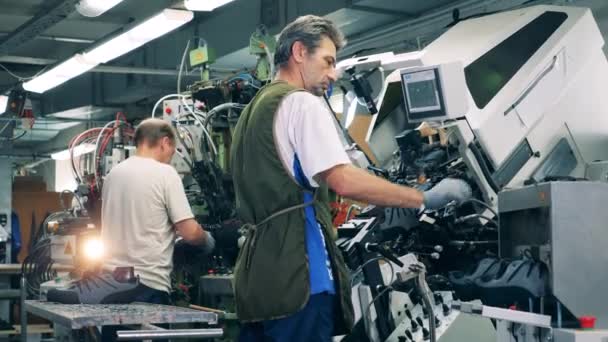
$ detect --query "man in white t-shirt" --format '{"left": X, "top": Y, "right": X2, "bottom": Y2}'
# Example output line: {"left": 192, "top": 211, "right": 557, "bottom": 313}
{"left": 48, "top": 119, "right": 215, "bottom": 340}
{"left": 102, "top": 118, "right": 215, "bottom": 339}
{"left": 101, "top": 118, "right": 214, "bottom": 293}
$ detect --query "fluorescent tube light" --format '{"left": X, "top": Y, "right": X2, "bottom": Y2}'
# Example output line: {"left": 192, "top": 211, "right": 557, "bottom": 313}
{"left": 83, "top": 9, "right": 194, "bottom": 64}
{"left": 22, "top": 9, "right": 193, "bottom": 94}
{"left": 76, "top": 0, "right": 125, "bottom": 17}
{"left": 51, "top": 143, "right": 96, "bottom": 161}
{"left": 0, "top": 95, "right": 7, "bottom": 115}
{"left": 184, "top": 0, "right": 235, "bottom": 11}
{"left": 22, "top": 55, "right": 96, "bottom": 93}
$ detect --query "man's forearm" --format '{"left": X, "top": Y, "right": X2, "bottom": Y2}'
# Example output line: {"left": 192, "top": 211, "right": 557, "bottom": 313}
{"left": 322, "top": 165, "right": 424, "bottom": 208}
{"left": 186, "top": 225, "right": 208, "bottom": 245}
{"left": 175, "top": 219, "right": 214, "bottom": 248}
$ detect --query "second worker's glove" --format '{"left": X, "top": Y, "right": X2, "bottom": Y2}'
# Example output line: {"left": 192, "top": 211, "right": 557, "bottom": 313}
{"left": 201, "top": 230, "right": 216, "bottom": 255}
{"left": 423, "top": 178, "right": 472, "bottom": 210}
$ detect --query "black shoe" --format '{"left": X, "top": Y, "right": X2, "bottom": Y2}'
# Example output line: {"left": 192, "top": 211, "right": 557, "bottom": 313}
{"left": 476, "top": 259, "right": 549, "bottom": 306}
{"left": 449, "top": 258, "right": 507, "bottom": 300}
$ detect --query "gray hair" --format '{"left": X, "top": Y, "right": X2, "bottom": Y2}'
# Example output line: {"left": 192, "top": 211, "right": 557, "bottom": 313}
{"left": 134, "top": 118, "right": 176, "bottom": 147}
{"left": 274, "top": 15, "right": 346, "bottom": 68}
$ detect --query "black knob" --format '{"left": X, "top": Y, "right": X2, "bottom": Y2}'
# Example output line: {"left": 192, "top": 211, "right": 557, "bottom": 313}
{"left": 435, "top": 315, "right": 441, "bottom": 327}
{"left": 442, "top": 303, "right": 451, "bottom": 315}
{"left": 416, "top": 317, "right": 424, "bottom": 327}
{"left": 411, "top": 319, "right": 419, "bottom": 332}
{"left": 405, "top": 330, "right": 414, "bottom": 340}
{"left": 423, "top": 327, "right": 430, "bottom": 340}
{"left": 405, "top": 309, "right": 413, "bottom": 320}
{"left": 422, "top": 307, "right": 429, "bottom": 318}
{"left": 434, "top": 293, "right": 443, "bottom": 304}
{"left": 398, "top": 336, "right": 407, "bottom": 342}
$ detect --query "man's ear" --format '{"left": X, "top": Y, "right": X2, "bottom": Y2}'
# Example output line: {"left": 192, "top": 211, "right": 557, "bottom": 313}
{"left": 161, "top": 136, "right": 171, "bottom": 149}
{"left": 291, "top": 41, "right": 307, "bottom": 64}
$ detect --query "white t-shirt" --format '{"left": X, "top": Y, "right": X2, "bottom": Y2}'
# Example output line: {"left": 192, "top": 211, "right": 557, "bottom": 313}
{"left": 274, "top": 91, "right": 351, "bottom": 186}
{"left": 101, "top": 156, "right": 194, "bottom": 293}
{"left": 274, "top": 91, "right": 351, "bottom": 294}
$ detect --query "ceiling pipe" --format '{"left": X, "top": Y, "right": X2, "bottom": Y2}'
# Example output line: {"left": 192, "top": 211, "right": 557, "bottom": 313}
{"left": 0, "top": 32, "right": 94, "bottom": 44}
{"left": 0, "top": 55, "right": 237, "bottom": 77}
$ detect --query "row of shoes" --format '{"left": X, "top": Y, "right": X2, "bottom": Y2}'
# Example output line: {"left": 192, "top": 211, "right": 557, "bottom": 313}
{"left": 448, "top": 258, "right": 549, "bottom": 307}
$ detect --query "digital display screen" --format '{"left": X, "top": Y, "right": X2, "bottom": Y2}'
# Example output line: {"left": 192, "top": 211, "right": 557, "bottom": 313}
{"left": 402, "top": 70, "right": 441, "bottom": 113}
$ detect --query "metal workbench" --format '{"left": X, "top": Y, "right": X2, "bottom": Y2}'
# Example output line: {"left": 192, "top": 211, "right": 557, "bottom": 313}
{"left": 23, "top": 300, "right": 222, "bottom": 341}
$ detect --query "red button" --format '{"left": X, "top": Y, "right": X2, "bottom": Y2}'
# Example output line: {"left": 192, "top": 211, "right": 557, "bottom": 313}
{"left": 579, "top": 316, "right": 596, "bottom": 329}
{"left": 165, "top": 107, "right": 172, "bottom": 115}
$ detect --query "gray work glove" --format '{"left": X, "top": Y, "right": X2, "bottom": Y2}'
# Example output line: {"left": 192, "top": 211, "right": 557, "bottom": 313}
{"left": 423, "top": 178, "right": 472, "bottom": 210}
{"left": 175, "top": 231, "right": 216, "bottom": 254}
{"left": 201, "top": 230, "right": 216, "bottom": 255}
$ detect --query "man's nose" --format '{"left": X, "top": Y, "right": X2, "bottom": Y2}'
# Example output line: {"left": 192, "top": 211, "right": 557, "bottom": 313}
{"left": 328, "top": 67, "right": 337, "bottom": 82}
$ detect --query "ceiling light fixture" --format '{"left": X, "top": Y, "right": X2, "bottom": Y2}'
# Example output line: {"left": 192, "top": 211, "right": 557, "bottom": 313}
{"left": 83, "top": 9, "right": 194, "bottom": 64}
{"left": 22, "top": 55, "right": 96, "bottom": 94}
{"left": 76, "top": 0, "right": 125, "bottom": 17}
{"left": 22, "top": 9, "right": 193, "bottom": 94}
{"left": 0, "top": 95, "right": 8, "bottom": 116}
{"left": 183, "top": 0, "right": 235, "bottom": 11}
{"left": 50, "top": 143, "right": 96, "bottom": 161}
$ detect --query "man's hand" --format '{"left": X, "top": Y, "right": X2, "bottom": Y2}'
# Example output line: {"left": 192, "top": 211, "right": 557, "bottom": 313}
{"left": 416, "top": 122, "right": 438, "bottom": 138}
{"left": 197, "top": 231, "right": 215, "bottom": 254}
{"left": 423, "top": 178, "right": 472, "bottom": 210}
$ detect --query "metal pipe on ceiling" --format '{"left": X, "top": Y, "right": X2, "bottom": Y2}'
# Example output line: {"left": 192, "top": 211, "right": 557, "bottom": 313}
{"left": 0, "top": 55, "right": 237, "bottom": 77}
{"left": 0, "top": 153, "right": 52, "bottom": 159}
{"left": 92, "top": 65, "right": 200, "bottom": 76}
{"left": 0, "top": 56, "right": 55, "bottom": 65}
{"left": 0, "top": 32, "right": 94, "bottom": 44}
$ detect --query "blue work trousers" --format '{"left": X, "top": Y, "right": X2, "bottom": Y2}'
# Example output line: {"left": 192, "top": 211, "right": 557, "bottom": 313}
{"left": 239, "top": 293, "right": 335, "bottom": 342}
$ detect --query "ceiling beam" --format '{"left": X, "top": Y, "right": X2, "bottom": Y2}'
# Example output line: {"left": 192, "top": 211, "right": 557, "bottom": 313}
{"left": 0, "top": 0, "right": 80, "bottom": 57}
{"left": 0, "top": 55, "right": 235, "bottom": 77}
{"left": 350, "top": 4, "right": 419, "bottom": 18}
{"left": 0, "top": 32, "right": 94, "bottom": 44}
{"left": 91, "top": 65, "right": 198, "bottom": 77}
{"left": 0, "top": 56, "right": 55, "bottom": 65}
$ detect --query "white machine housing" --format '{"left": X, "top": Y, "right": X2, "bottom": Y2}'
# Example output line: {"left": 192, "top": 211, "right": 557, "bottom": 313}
{"left": 347, "top": 5, "right": 608, "bottom": 204}
{"left": 424, "top": 5, "right": 608, "bottom": 193}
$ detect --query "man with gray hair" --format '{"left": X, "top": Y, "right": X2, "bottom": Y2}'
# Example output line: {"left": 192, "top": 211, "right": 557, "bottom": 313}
{"left": 231, "top": 15, "right": 471, "bottom": 341}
